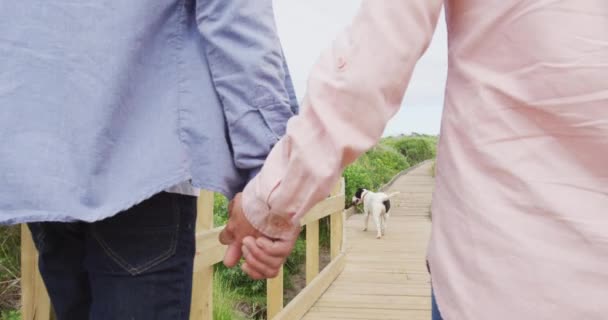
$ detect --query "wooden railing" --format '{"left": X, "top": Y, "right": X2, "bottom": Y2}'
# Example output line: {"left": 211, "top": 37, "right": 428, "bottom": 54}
{"left": 21, "top": 226, "right": 53, "bottom": 320}
{"left": 21, "top": 178, "right": 346, "bottom": 320}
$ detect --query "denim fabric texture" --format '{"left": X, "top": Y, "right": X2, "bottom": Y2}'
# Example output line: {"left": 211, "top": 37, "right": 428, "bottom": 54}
{"left": 28, "top": 192, "right": 197, "bottom": 320}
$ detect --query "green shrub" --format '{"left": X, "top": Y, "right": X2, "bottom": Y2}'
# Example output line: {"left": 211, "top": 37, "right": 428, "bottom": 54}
{"left": 358, "top": 146, "right": 410, "bottom": 188}
{"left": 343, "top": 145, "right": 410, "bottom": 207}
{"left": 215, "top": 263, "right": 266, "bottom": 298}
{"left": 213, "top": 193, "right": 229, "bottom": 227}
{"left": 284, "top": 238, "right": 306, "bottom": 276}
{"left": 318, "top": 217, "right": 331, "bottom": 248}
{"left": 390, "top": 137, "right": 436, "bottom": 165}
{"left": 343, "top": 164, "right": 373, "bottom": 206}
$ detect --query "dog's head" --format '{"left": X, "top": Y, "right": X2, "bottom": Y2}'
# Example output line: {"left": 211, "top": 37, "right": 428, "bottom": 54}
{"left": 352, "top": 188, "right": 366, "bottom": 205}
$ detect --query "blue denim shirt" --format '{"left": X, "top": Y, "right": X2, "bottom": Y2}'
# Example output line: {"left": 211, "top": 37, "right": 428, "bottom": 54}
{"left": 0, "top": 0, "right": 298, "bottom": 224}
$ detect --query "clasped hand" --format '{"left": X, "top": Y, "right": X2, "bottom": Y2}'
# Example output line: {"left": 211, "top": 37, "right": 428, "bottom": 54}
{"left": 218, "top": 193, "right": 300, "bottom": 279}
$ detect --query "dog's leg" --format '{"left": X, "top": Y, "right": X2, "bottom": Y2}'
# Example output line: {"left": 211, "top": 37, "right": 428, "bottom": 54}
{"left": 363, "top": 211, "right": 370, "bottom": 231}
{"left": 381, "top": 213, "right": 388, "bottom": 236}
{"left": 373, "top": 212, "right": 382, "bottom": 239}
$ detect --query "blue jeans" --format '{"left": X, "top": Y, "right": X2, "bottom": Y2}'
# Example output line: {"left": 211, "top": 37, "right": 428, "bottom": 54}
{"left": 432, "top": 290, "right": 444, "bottom": 320}
{"left": 28, "top": 192, "right": 197, "bottom": 320}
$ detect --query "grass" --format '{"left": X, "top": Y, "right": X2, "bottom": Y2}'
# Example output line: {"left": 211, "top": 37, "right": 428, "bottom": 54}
{"left": 0, "top": 225, "right": 21, "bottom": 317}
{"left": 0, "top": 310, "right": 20, "bottom": 320}
{"left": 213, "top": 272, "right": 247, "bottom": 320}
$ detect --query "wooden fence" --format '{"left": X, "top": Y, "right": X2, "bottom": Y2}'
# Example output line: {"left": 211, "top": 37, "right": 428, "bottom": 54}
{"left": 21, "top": 178, "right": 346, "bottom": 320}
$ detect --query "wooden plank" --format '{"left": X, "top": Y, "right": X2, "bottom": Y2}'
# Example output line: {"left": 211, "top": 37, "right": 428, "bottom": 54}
{"left": 273, "top": 253, "right": 346, "bottom": 320}
{"left": 196, "top": 191, "right": 214, "bottom": 231}
{"left": 328, "top": 283, "right": 431, "bottom": 297}
{"left": 304, "top": 308, "right": 429, "bottom": 320}
{"left": 190, "top": 191, "right": 214, "bottom": 320}
{"left": 267, "top": 266, "right": 284, "bottom": 319}
{"left": 193, "top": 227, "right": 227, "bottom": 269}
{"left": 306, "top": 220, "right": 319, "bottom": 285}
{"left": 330, "top": 178, "right": 344, "bottom": 197}
{"left": 313, "top": 294, "right": 429, "bottom": 310}
{"left": 330, "top": 211, "right": 343, "bottom": 260}
{"left": 21, "top": 224, "right": 53, "bottom": 320}
{"left": 300, "top": 195, "right": 344, "bottom": 227}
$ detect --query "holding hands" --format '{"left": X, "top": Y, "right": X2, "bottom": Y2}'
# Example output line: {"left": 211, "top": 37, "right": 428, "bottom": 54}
{"left": 218, "top": 193, "right": 300, "bottom": 280}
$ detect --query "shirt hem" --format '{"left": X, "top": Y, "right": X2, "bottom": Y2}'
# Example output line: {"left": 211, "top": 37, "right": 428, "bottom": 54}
{"left": 1, "top": 172, "right": 231, "bottom": 225}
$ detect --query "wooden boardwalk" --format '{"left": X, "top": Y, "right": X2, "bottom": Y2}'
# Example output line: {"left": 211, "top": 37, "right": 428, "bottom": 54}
{"left": 302, "top": 162, "right": 435, "bottom": 320}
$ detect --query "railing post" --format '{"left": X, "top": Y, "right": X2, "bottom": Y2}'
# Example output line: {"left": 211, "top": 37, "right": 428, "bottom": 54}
{"left": 305, "top": 220, "right": 319, "bottom": 285}
{"left": 330, "top": 178, "right": 345, "bottom": 259}
{"left": 266, "top": 266, "right": 284, "bottom": 319}
{"left": 190, "top": 191, "right": 214, "bottom": 320}
{"left": 21, "top": 224, "right": 53, "bottom": 320}
{"left": 330, "top": 212, "right": 343, "bottom": 260}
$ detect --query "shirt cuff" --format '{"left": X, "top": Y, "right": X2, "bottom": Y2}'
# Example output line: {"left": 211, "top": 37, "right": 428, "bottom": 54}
{"left": 242, "top": 176, "right": 297, "bottom": 240}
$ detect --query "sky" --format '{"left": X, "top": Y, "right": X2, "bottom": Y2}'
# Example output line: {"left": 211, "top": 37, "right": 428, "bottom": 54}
{"left": 273, "top": 1, "right": 448, "bottom": 136}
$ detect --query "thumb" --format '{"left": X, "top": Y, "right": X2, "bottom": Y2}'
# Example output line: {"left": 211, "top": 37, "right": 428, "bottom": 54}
{"left": 223, "top": 242, "right": 243, "bottom": 268}
{"left": 218, "top": 226, "right": 235, "bottom": 245}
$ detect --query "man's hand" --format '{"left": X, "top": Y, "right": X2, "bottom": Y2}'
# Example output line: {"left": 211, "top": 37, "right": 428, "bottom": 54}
{"left": 218, "top": 193, "right": 263, "bottom": 267}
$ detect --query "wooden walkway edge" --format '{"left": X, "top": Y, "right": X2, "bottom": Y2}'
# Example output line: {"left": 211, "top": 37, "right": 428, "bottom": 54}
{"left": 302, "top": 162, "right": 435, "bottom": 320}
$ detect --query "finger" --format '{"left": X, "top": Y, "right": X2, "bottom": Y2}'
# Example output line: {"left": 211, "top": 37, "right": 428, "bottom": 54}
{"left": 228, "top": 193, "right": 241, "bottom": 218}
{"left": 243, "top": 237, "right": 283, "bottom": 269}
{"left": 223, "top": 243, "right": 243, "bottom": 268}
{"left": 244, "top": 254, "right": 279, "bottom": 279}
{"left": 241, "top": 244, "right": 248, "bottom": 259}
{"left": 228, "top": 199, "right": 235, "bottom": 217}
{"left": 241, "top": 263, "right": 266, "bottom": 280}
{"left": 218, "top": 228, "right": 235, "bottom": 245}
{"left": 243, "top": 246, "right": 281, "bottom": 279}
{"left": 256, "top": 237, "right": 295, "bottom": 258}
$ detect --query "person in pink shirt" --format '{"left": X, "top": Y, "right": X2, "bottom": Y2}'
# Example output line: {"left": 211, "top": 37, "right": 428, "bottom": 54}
{"left": 219, "top": 1, "right": 608, "bottom": 319}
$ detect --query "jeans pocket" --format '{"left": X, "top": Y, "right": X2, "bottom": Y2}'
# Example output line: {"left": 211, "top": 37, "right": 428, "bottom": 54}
{"left": 90, "top": 193, "right": 180, "bottom": 275}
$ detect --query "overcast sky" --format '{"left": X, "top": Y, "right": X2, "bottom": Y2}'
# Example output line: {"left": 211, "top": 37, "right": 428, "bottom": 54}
{"left": 273, "top": 1, "right": 448, "bottom": 136}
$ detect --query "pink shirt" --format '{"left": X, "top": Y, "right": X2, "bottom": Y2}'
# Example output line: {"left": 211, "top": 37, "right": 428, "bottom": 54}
{"left": 243, "top": 1, "right": 608, "bottom": 318}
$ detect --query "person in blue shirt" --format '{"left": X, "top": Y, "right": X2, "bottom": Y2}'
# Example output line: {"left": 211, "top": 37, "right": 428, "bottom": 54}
{"left": 0, "top": 1, "right": 297, "bottom": 318}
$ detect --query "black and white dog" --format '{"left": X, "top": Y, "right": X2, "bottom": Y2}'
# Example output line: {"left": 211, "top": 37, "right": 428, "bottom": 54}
{"left": 352, "top": 188, "right": 400, "bottom": 239}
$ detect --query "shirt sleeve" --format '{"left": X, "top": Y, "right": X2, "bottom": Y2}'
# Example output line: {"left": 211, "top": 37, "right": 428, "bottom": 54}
{"left": 241, "top": 0, "right": 444, "bottom": 239}
{"left": 195, "top": 0, "right": 298, "bottom": 182}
